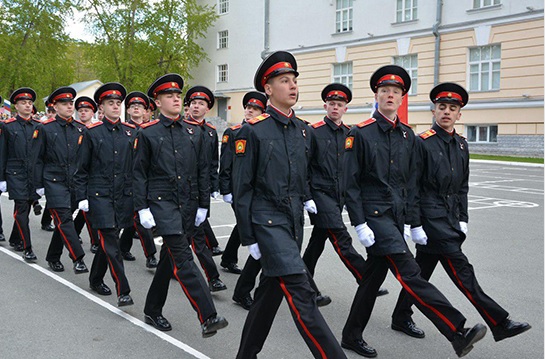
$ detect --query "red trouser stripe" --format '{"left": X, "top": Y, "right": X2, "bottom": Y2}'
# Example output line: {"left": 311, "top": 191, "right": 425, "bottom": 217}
{"left": 191, "top": 237, "right": 211, "bottom": 281}
{"left": 328, "top": 229, "right": 362, "bottom": 281}
{"left": 445, "top": 257, "right": 498, "bottom": 326}
{"left": 278, "top": 277, "right": 328, "bottom": 359}
{"left": 133, "top": 213, "right": 149, "bottom": 257}
{"left": 82, "top": 212, "right": 97, "bottom": 244}
{"left": 168, "top": 248, "right": 204, "bottom": 323}
{"left": 386, "top": 255, "right": 457, "bottom": 332}
{"left": 13, "top": 208, "right": 28, "bottom": 248}
{"left": 50, "top": 209, "right": 77, "bottom": 260}
{"left": 98, "top": 230, "right": 121, "bottom": 296}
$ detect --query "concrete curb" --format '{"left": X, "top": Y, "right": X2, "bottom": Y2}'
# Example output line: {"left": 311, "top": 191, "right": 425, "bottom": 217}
{"left": 470, "top": 159, "right": 544, "bottom": 167}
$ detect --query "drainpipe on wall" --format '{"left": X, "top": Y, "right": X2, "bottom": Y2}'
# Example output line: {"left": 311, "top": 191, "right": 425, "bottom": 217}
{"left": 261, "top": 0, "right": 270, "bottom": 59}
{"left": 433, "top": 0, "right": 443, "bottom": 87}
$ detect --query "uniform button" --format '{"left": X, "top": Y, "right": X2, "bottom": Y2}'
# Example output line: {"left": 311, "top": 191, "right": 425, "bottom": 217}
{"left": 267, "top": 220, "right": 272, "bottom": 224}
{"left": 177, "top": 176, "right": 181, "bottom": 179}
{"left": 13, "top": 172, "right": 16, "bottom": 174}
{"left": 374, "top": 210, "right": 378, "bottom": 214}
{"left": 114, "top": 174, "right": 117, "bottom": 178}
{"left": 158, "top": 196, "right": 162, "bottom": 200}
{"left": 284, "top": 125, "right": 287, "bottom": 129}
{"left": 390, "top": 160, "right": 394, "bottom": 163}
{"left": 174, "top": 150, "right": 177, "bottom": 153}
{"left": 96, "top": 193, "right": 99, "bottom": 196}
{"left": 53, "top": 178, "right": 56, "bottom": 181}
{"left": 451, "top": 168, "right": 454, "bottom": 171}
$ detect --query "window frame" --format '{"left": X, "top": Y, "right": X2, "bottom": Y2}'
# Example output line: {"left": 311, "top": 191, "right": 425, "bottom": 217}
{"left": 217, "top": 30, "right": 228, "bottom": 49}
{"left": 472, "top": 0, "right": 501, "bottom": 9}
{"left": 217, "top": 64, "right": 228, "bottom": 83}
{"left": 396, "top": 0, "right": 418, "bottom": 23}
{"left": 465, "top": 124, "right": 498, "bottom": 143}
{"left": 468, "top": 44, "right": 501, "bottom": 92}
{"left": 335, "top": 0, "right": 353, "bottom": 33}
{"left": 218, "top": 0, "right": 229, "bottom": 15}
{"left": 332, "top": 62, "right": 353, "bottom": 90}
{"left": 393, "top": 54, "right": 418, "bottom": 96}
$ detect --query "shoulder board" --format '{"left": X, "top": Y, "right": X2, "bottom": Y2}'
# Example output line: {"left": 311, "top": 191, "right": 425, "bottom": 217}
{"left": 296, "top": 116, "right": 310, "bottom": 125}
{"left": 356, "top": 118, "right": 376, "bottom": 128}
{"left": 205, "top": 122, "right": 216, "bottom": 130}
{"left": 42, "top": 118, "right": 56, "bottom": 125}
{"left": 419, "top": 129, "right": 436, "bottom": 139}
{"left": 230, "top": 123, "right": 242, "bottom": 130}
{"left": 459, "top": 134, "right": 466, "bottom": 140}
{"left": 140, "top": 119, "right": 160, "bottom": 128}
{"left": 247, "top": 113, "right": 270, "bottom": 125}
{"left": 400, "top": 122, "right": 412, "bottom": 129}
{"left": 87, "top": 121, "right": 103, "bottom": 129}
{"left": 33, "top": 119, "right": 42, "bottom": 124}
{"left": 342, "top": 123, "right": 351, "bottom": 130}
{"left": 74, "top": 119, "right": 85, "bottom": 126}
{"left": 122, "top": 122, "right": 136, "bottom": 129}
{"left": 311, "top": 120, "right": 326, "bottom": 129}
{"left": 183, "top": 119, "right": 199, "bottom": 126}
{"left": 4, "top": 117, "right": 16, "bottom": 124}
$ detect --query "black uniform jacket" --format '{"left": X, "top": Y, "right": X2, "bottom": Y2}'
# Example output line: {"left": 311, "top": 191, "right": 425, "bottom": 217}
{"left": 34, "top": 115, "right": 86, "bottom": 208}
{"left": 308, "top": 116, "right": 350, "bottom": 228}
{"left": 415, "top": 123, "right": 469, "bottom": 254}
{"left": 344, "top": 111, "right": 418, "bottom": 256}
{"left": 194, "top": 118, "right": 219, "bottom": 195}
{"left": 133, "top": 114, "right": 210, "bottom": 236}
{"left": 0, "top": 115, "right": 41, "bottom": 200}
{"left": 74, "top": 119, "right": 137, "bottom": 229}
{"left": 219, "top": 121, "right": 244, "bottom": 195}
{"left": 232, "top": 106, "right": 312, "bottom": 277}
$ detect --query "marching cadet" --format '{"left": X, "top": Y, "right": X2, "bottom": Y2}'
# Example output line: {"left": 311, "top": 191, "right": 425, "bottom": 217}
{"left": 341, "top": 65, "right": 486, "bottom": 358}
{"left": 34, "top": 87, "right": 89, "bottom": 274}
{"left": 0, "top": 95, "right": 4, "bottom": 242}
{"left": 232, "top": 51, "right": 346, "bottom": 359}
{"left": 118, "top": 91, "right": 158, "bottom": 268}
{"left": 0, "top": 88, "right": 41, "bottom": 261}
{"left": 391, "top": 82, "right": 531, "bottom": 342}
{"left": 74, "top": 83, "right": 135, "bottom": 307}
{"left": 184, "top": 86, "right": 227, "bottom": 291}
{"left": 303, "top": 83, "right": 389, "bottom": 298}
{"left": 38, "top": 99, "right": 56, "bottom": 233}
{"left": 73, "top": 96, "right": 100, "bottom": 253}
{"left": 135, "top": 73, "right": 228, "bottom": 336}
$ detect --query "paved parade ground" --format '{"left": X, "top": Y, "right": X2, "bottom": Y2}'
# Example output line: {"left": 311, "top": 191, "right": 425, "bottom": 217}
{"left": 0, "top": 160, "right": 542, "bottom": 359}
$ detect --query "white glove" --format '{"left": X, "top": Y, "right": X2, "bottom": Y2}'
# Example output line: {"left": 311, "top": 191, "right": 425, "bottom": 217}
{"left": 0, "top": 181, "right": 6, "bottom": 192}
{"left": 410, "top": 226, "right": 428, "bottom": 245}
{"left": 304, "top": 199, "right": 318, "bottom": 214}
{"left": 36, "top": 188, "right": 45, "bottom": 197}
{"left": 223, "top": 193, "right": 233, "bottom": 204}
{"left": 248, "top": 243, "right": 261, "bottom": 260}
{"left": 403, "top": 224, "right": 411, "bottom": 241}
{"left": 459, "top": 221, "right": 468, "bottom": 235}
{"left": 195, "top": 207, "right": 208, "bottom": 226}
{"left": 78, "top": 200, "right": 89, "bottom": 212}
{"left": 211, "top": 191, "right": 220, "bottom": 200}
{"left": 138, "top": 208, "right": 156, "bottom": 229}
{"left": 355, "top": 223, "right": 375, "bottom": 247}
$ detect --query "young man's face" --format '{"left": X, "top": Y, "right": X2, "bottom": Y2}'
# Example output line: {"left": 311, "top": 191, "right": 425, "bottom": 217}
{"left": 78, "top": 108, "right": 94, "bottom": 123}
{"left": 156, "top": 92, "right": 182, "bottom": 118}
{"left": 432, "top": 102, "right": 462, "bottom": 132}
{"left": 243, "top": 105, "right": 263, "bottom": 121}
{"left": 15, "top": 99, "right": 33, "bottom": 118}
{"left": 127, "top": 103, "right": 145, "bottom": 122}
{"left": 54, "top": 101, "right": 74, "bottom": 119}
{"left": 100, "top": 99, "right": 122, "bottom": 121}
{"left": 375, "top": 85, "right": 403, "bottom": 115}
{"left": 264, "top": 73, "right": 298, "bottom": 110}
{"left": 189, "top": 99, "right": 209, "bottom": 121}
{"left": 47, "top": 109, "right": 56, "bottom": 119}
{"left": 323, "top": 100, "right": 347, "bottom": 122}
{"left": 143, "top": 109, "right": 152, "bottom": 122}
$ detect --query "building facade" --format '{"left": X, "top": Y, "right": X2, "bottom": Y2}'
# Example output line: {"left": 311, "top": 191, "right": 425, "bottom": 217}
{"left": 190, "top": 0, "right": 544, "bottom": 157}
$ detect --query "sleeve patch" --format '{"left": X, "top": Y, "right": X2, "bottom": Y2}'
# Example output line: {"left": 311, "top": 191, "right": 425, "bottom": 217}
{"left": 222, "top": 134, "right": 229, "bottom": 143}
{"left": 133, "top": 138, "right": 138, "bottom": 149}
{"left": 33, "top": 129, "right": 39, "bottom": 139}
{"left": 345, "top": 136, "right": 354, "bottom": 150}
{"left": 235, "top": 139, "right": 247, "bottom": 154}
{"left": 78, "top": 135, "right": 83, "bottom": 145}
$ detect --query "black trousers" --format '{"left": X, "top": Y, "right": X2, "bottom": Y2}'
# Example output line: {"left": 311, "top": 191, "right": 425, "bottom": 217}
{"left": 236, "top": 273, "right": 347, "bottom": 359}
{"left": 0, "top": 192, "right": 3, "bottom": 235}
{"left": 202, "top": 219, "right": 219, "bottom": 248}
{"left": 74, "top": 211, "right": 99, "bottom": 246}
{"left": 10, "top": 200, "right": 33, "bottom": 249}
{"left": 303, "top": 226, "right": 366, "bottom": 284}
{"left": 119, "top": 213, "right": 157, "bottom": 258}
{"left": 144, "top": 234, "right": 216, "bottom": 324}
{"left": 343, "top": 252, "right": 467, "bottom": 343}
{"left": 392, "top": 250, "right": 509, "bottom": 329}
{"left": 41, "top": 202, "right": 52, "bottom": 226}
{"left": 46, "top": 208, "right": 85, "bottom": 262}
{"left": 221, "top": 224, "right": 241, "bottom": 264}
{"left": 89, "top": 228, "right": 130, "bottom": 296}
{"left": 189, "top": 224, "right": 220, "bottom": 281}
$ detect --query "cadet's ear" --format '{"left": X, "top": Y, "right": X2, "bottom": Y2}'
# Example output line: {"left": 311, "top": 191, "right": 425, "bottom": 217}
{"left": 264, "top": 83, "right": 273, "bottom": 97}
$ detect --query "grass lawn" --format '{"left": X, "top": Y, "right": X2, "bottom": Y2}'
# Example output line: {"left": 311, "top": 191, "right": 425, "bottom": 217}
{"left": 470, "top": 154, "right": 544, "bottom": 164}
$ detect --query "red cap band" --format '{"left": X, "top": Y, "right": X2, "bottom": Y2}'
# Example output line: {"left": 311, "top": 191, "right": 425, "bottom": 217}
{"left": 247, "top": 98, "right": 265, "bottom": 109}
{"left": 377, "top": 74, "right": 405, "bottom": 87}
{"left": 14, "top": 93, "right": 33, "bottom": 101}
{"left": 78, "top": 101, "right": 96, "bottom": 111}
{"left": 262, "top": 61, "right": 294, "bottom": 87}
{"left": 190, "top": 92, "right": 210, "bottom": 101}
{"left": 52, "top": 93, "right": 74, "bottom": 103}
{"left": 435, "top": 91, "right": 463, "bottom": 104}
{"left": 326, "top": 90, "right": 348, "bottom": 101}
{"left": 153, "top": 82, "right": 180, "bottom": 97}
{"left": 129, "top": 97, "right": 146, "bottom": 105}
{"left": 99, "top": 90, "right": 123, "bottom": 101}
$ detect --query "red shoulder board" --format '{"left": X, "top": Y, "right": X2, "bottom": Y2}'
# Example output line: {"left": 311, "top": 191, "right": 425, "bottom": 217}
{"left": 357, "top": 118, "right": 376, "bottom": 128}
{"left": 296, "top": 116, "right": 310, "bottom": 125}
{"left": 140, "top": 119, "right": 160, "bottom": 128}
{"left": 74, "top": 119, "right": 85, "bottom": 126}
{"left": 205, "top": 122, "right": 216, "bottom": 130}
{"left": 122, "top": 122, "right": 136, "bottom": 129}
{"left": 87, "top": 121, "right": 103, "bottom": 129}
{"left": 42, "top": 118, "right": 56, "bottom": 125}
{"left": 419, "top": 129, "right": 436, "bottom": 139}
{"left": 311, "top": 120, "right": 326, "bottom": 129}
{"left": 248, "top": 113, "right": 270, "bottom": 125}
{"left": 230, "top": 123, "right": 242, "bottom": 130}
{"left": 32, "top": 119, "right": 42, "bottom": 124}
{"left": 4, "top": 117, "right": 16, "bottom": 124}
{"left": 342, "top": 123, "right": 351, "bottom": 130}
{"left": 183, "top": 119, "right": 199, "bottom": 126}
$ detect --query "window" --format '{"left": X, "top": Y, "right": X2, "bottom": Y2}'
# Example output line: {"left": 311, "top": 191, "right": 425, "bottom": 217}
{"left": 335, "top": 0, "right": 353, "bottom": 33}
{"left": 218, "top": 0, "right": 229, "bottom": 14}
{"left": 217, "top": 64, "right": 228, "bottom": 83}
{"left": 469, "top": 45, "right": 501, "bottom": 91}
{"left": 473, "top": 0, "right": 500, "bottom": 8}
{"left": 466, "top": 125, "right": 498, "bottom": 143}
{"left": 393, "top": 54, "right": 417, "bottom": 95}
{"left": 333, "top": 62, "right": 353, "bottom": 89}
{"left": 396, "top": 0, "right": 418, "bottom": 22}
{"left": 218, "top": 30, "right": 228, "bottom": 49}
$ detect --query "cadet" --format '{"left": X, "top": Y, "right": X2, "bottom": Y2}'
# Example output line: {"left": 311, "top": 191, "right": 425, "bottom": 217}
{"left": 39, "top": 99, "right": 56, "bottom": 233}
{"left": 391, "top": 82, "right": 531, "bottom": 342}
{"left": 135, "top": 73, "right": 228, "bottom": 336}
{"left": 143, "top": 95, "right": 156, "bottom": 123}
{"left": 184, "top": 86, "right": 227, "bottom": 291}
{"left": 34, "top": 86, "right": 89, "bottom": 274}
{"left": 341, "top": 65, "right": 487, "bottom": 358}
{"left": 118, "top": 91, "right": 158, "bottom": 268}
{"left": 232, "top": 51, "right": 346, "bottom": 359}
{"left": 74, "top": 83, "right": 135, "bottom": 307}
{"left": 0, "top": 95, "right": 4, "bottom": 242}
{"left": 0, "top": 88, "right": 41, "bottom": 261}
